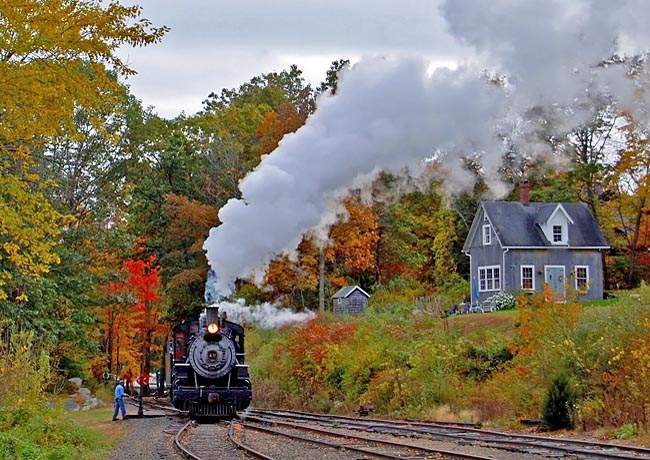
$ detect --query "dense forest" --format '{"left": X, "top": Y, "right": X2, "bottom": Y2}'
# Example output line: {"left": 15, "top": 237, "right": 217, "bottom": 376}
{"left": 2, "top": 2, "right": 650, "bottom": 455}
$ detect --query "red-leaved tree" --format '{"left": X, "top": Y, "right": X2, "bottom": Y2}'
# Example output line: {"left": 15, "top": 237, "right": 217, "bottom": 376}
{"left": 114, "top": 251, "right": 167, "bottom": 394}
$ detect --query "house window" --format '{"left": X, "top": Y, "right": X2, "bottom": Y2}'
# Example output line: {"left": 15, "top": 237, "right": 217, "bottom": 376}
{"left": 521, "top": 265, "right": 535, "bottom": 290}
{"left": 574, "top": 265, "right": 589, "bottom": 292}
{"left": 482, "top": 225, "right": 492, "bottom": 245}
{"left": 553, "top": 225, "right": 563, "bottom": 243}
{"left": 478, "top": 265, "right": 501, "bottom": 292}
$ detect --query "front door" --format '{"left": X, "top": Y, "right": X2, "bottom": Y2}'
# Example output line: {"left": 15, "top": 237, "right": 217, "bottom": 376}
{"left": 545, "top": 265, "right": 566, "bottom": 299}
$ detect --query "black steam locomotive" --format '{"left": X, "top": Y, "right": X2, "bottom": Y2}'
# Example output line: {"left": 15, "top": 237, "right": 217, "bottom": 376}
{"left": 169, "top": 306, "right": 252, "bottom": 417}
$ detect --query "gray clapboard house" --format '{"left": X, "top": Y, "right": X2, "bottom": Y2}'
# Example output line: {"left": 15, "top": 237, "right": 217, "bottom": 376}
{"left": 332, "top": 285, "right": 370, "bottom": 314}
{"left": 462, "top": 186, "right": 610, "bottom": 303}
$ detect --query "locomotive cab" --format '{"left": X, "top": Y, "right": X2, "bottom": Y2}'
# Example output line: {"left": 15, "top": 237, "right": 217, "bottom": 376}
{"left": 170, "top": 306, "right": 252, "bottom": 417}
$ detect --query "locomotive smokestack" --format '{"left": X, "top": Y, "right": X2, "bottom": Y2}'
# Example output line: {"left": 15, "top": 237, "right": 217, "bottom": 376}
{"left": 205, "top": 306, "right": 220, "bottom": 329}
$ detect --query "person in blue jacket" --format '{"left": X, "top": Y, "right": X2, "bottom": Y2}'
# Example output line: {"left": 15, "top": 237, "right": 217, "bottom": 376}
{"left": 112, "top": 379, "right": 127, "bottom": 421}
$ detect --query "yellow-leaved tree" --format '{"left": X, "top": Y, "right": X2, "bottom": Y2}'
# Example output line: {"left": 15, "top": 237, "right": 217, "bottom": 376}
{"left": 0, "top": 1, "right": 167, "bottom": 300}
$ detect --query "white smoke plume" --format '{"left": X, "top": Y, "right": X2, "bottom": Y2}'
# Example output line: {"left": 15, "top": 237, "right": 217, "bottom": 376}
{"left": 204, "top": 0, "right": 650, "bottom": 296}
{"left": 215, "top": 299, "right": 316, "bottom": 329}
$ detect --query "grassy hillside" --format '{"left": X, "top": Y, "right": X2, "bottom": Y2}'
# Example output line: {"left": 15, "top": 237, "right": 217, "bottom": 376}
{"left": 247, "top": 285, "right": 650, "bottom": 437}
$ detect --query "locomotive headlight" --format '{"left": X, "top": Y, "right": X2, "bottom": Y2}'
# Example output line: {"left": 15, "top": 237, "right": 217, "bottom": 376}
{"left": 207, "top": 322, "right": 220, "bottom": 334}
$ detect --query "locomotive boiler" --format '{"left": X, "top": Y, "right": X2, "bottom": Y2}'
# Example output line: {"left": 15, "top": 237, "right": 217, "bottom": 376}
{"left": 169, "top": 306, "right": 252, "bottom": 417}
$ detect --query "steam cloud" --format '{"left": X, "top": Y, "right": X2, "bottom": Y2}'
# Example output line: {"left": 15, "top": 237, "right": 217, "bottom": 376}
{"left": 215, "top": 299, "right": 316, "bottom": 329}
{"left": 204, "top": 0, "right": 650, "bottom": 296}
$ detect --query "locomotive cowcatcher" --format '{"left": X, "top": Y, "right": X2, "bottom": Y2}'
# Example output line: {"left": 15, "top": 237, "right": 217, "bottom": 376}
{"left": 169, "top": 306, "right": 252, "bottom": 417}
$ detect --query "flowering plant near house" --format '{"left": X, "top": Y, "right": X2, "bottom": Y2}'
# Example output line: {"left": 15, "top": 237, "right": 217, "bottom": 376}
{"left": 490, "top": 292, "right": 516, "bottom": 310}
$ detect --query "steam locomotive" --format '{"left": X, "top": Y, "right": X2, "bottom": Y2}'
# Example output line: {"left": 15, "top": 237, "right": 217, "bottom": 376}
{"left": 169, "top": 306, "right": 252, "bottom": 417}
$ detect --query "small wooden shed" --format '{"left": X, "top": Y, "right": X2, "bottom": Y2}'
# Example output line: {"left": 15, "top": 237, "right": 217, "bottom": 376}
{"left": 332, "top": 285, "right": 370, "bottom": 314}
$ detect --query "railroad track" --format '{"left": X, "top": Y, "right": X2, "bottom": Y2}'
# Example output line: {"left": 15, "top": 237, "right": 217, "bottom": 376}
{"left": 174, "top": 419, "right": 255, "bottom": 460}
{"left": 173, "top": 416, "right": 497, "bottom": 459}
{"left": 246, "top": 408, "right": 650, "bottom": 460}
{"left": 169, "top": 407, "right": 650, "bottom": 460}
{"left": 174, "top": 420, "right": 200, "bottom": 460}
{"left": 232, "top": 416, "right": 500, "bottom": 459}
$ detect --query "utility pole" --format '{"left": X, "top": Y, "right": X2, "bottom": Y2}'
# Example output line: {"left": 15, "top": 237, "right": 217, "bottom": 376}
{"left": 319, "top": 247, "right": 325, "bottom": 312}
{"left": 138, "top": 351, "right": 144, "bottom": 416}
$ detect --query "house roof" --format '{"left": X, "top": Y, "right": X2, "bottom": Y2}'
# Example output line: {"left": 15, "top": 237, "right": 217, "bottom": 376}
{"left": 332, "top": 285, "right": 370, "bottom": 299}
{"left": 535, "top": 203, "right": 574, "bottom": 226}
{"left": 463, "top": 201, "right": 610, "bottom": 250}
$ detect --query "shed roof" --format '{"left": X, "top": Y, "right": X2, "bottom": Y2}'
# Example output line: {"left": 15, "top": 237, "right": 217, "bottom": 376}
{"left": 332, "top": 285, "right": 370, "bottom": 299}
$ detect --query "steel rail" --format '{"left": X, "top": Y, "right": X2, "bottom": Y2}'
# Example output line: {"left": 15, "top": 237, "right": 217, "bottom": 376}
{"left": 174, "top": 420, "right": 203, "bottom": 460}
{"left": 438, "top": 431, "right": 650, "bottom": 460}
{"left": 241, "top": 416, "right": 499, "bottom": 460}
{"left": 240, "top": 421, "right": 415, "bottom": 459}
{"left": 227, "top": 421, "right": 277, "bottom": 460}
{"left": 447, "top": 425, "right": 650, "bottom": 457}
{"left": 250, "top": 408, "right": 479, "bottom": 428}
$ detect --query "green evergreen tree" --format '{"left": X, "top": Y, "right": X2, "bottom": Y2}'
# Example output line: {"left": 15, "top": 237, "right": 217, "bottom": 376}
{"left": 542, "top": 372, "right": 576, "bottom": 430}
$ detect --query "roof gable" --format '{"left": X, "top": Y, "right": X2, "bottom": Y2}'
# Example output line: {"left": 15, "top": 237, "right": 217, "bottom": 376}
{"left": 537, "top": 203, "right": 574, "bottom": 226}
{"left": 332, "top": 285, "right": 370, "bottom": 299}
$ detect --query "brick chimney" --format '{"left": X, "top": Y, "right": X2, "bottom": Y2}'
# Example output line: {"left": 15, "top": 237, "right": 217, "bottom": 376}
{"left": 520, "top": 180, "right": 530, "bottom": 206}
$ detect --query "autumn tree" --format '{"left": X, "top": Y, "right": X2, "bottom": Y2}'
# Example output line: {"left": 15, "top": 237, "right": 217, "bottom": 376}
{"left": 0, "top": 0, "right": 166, "bottom": 302}
{"left": 373, "top": 176, "right": 447, "bottom": 291}
{"left": 608, "top": 114, "right": 650, "bottom": 286}
{"left": 41, "top": 93, "right": 143, "bottom": 224}
{"left": 256, "top": 101, "right": 306, "bottom": 155}
{"left": 115, "top": 252, "right": 166, "bottom": 395}
{"left": 262, "top": 239, "right": 320, "bottom": 309}
{"left": 233, "top": 194, "right": 378, "bottom": 310}
{"left": 123, "top": 112, "right": 228, "bottom": 322}
{"left": 127, "top": 113, "right": 206, "bottom": 237}
{"left": 563, "top": 101, "right": 621, "bottom": 225}
{"left": 375, "top": 200, "right": 428, "bottom": 287}
{"left": 254, "top": 196, "right": 379, "bottom": 310}
{"left": 328, "top": 197, "right": 380, "bottom": 288}
{"left": 431, "top": 207, "right": 459, "bottom": 287}
{"left": 161, "top": 193, "right": 219, "bottom": 323}
{"left": 190, "top": 65, "right": 315, "bottom": 208}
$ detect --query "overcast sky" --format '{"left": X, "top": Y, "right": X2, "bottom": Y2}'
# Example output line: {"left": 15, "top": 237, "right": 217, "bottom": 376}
{"left": 118, "top": 0, "right": 472, "bottom": 118}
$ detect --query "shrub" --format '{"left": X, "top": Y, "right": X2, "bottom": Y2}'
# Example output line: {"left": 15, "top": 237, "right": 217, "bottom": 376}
{"left": 0, "top": 327, "right": 108, "bottom": 460}
{"left": 0, "top": 405, "right": 106, "bottom": 460}
{"left": 247, "top": 285, "right": 650, "bottom": 430}
{"left": 542, "top": 372, "right": 576, "bottom": 430}
{"left": 575, "top": 397, "right": 606, "bottom": 431}
{"left": 491, "top": 292, "right": 516, "bottom": 310}
{"left": 461, "top": 343, "right": 514, "bottom": 381}
{"left": 0, "top": 329, "right": 50, "bottom": 408}
{"left": 616, "top": 423, "right": 639, "bottom": 440}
